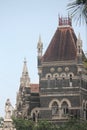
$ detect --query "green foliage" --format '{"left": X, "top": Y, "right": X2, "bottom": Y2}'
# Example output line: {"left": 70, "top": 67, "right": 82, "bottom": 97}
{"left": 12, "top": 117, "right": 34, "bottom": 130}
{"left": 35, "top": 120, "right": 58, "bottom": 130}
{"left": 12, "top": 117, "right": 87, "bottom": 130}
{"left": 59, "top": 118, "right": 87, "bottom": 130}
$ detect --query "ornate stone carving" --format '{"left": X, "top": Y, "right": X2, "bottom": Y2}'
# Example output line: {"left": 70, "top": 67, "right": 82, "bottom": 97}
{"left": 50, "top": 67, "right": 55, "bottom": 73}
{"left": 57, "top": 67, "right": 62, "bottom": 72}
{"left": 5, "top": 99, "right": 13, "bottom": 119}
{"left": 65, "top": 67, "right": 69, "bottom": 72}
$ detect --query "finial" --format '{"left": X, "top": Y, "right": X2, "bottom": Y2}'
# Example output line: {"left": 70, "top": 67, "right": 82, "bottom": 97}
{"left": 24, "top": 57, "right": 27, "bottom": 64}
{"left": 22, "top": 58, "right": 28, "bottom": 76}
{"left": 58, "top": 15, "right": 72, "bottom": 26}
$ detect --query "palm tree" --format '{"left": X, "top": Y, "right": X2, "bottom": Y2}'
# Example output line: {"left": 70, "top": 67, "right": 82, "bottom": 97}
{"left": 67, "top": 0, "right": 87, "bottom": 25}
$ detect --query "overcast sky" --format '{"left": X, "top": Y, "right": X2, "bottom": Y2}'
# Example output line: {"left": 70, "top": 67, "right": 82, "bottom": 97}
{"left": 0, "top": 0, "right": 86, "bottom": 117}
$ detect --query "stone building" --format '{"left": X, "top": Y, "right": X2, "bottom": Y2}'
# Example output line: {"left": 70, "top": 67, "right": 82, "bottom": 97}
{"left": 15, "top": 16, "right": 87, "bottom": 123}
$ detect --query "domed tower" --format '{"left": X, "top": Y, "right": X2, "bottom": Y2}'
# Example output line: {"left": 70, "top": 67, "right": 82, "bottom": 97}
{"left": 37, "top": 16, "right": 87, "bottom": 122}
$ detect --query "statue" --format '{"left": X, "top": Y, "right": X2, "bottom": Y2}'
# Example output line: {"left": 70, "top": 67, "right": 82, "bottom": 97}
{"left": 5, "top": 99, "right": 13, "bottom": 119}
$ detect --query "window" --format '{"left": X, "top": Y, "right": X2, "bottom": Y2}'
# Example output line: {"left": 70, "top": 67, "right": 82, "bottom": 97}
{"left": 62, "top": 101, "right": 69, "bottom": 116}
{"left": 52, "top": 101, "right": 59, "bottom": 115}
{"left": 48, "top": 75, "right": 50, "bottom": 87}
{"left": 55, "top": 75, "right": 58, "bottom": 87}
{"left": 69, "top": 74, "right": 72, "bottom": 87}
{"left": 62, "top": 77, "right": 65, "bottom": 87}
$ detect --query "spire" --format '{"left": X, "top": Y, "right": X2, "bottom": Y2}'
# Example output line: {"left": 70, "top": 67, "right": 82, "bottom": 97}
{"left": 20, "top": 58, "right": 30, "bottom": 88}
{"left": 77, "top": 33, "right": 82, "bottom": 63}
{"left": 77, "top": 33, "right": 82, "bottom": 56}
{"left": 22, "top": 58, "right": 28, "bottom": 76}
{"left": 37, "top": 35, "right": 43, "bottom": 57}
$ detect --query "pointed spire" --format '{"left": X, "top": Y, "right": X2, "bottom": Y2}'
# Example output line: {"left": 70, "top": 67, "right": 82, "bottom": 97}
{"left": 20, "top": 58, "right": 30, "bottom": 88}
{"left": 77, "top": 33, "right": 82, "bottom": 48}
{"left": 37, "top": 35, "right": 43, "bottom": 57}
{"left": 77, "top": 33, "right": 82, "bottom": 63}
{"left": 22, "top": 58, "right": 28, "bottom": 76}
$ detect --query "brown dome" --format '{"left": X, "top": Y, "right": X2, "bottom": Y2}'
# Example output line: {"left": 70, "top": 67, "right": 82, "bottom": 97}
{"left": 42, "top": 27, "right": 77, "bottom": 62}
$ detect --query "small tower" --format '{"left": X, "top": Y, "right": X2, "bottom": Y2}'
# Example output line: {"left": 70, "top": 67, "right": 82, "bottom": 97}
{"left": 37, "top": 35, "right": 43, "bottom": 58}
{"left": 77, "top": 33, "right": 82, "bottom": 64}
{"left": 37, "top": 35, "right": 43, "bottom": 76}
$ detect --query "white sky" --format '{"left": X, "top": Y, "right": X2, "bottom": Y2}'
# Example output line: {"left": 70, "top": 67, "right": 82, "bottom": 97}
{"left": 0, "top": 0, "right": 86, "bottom": 117}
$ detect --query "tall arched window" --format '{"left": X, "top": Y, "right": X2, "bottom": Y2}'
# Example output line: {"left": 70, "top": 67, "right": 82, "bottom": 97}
{"left": 52, "top": 101, "right": 59, "bottom": 115}
{"left": 55, "top": 75, "right": 58, "bottom": 87}
{"left": 46, "top": 73, "right": 52, "bottom": 88}
{"left": 61, "top": 101, "right": 69, "bottom": 116}
{"left": 60, "top": 73, "right": 66, "bottom": 87}
{"left": 48, "top": 75, "right": 51, "bottom": 87}
{"left": 70, "top": 74, "right": 72, "bottom": 87}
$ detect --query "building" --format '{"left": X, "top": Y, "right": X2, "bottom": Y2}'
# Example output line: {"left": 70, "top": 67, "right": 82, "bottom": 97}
{"left": 15, "top": 16, "right": 87, "bottom": 123}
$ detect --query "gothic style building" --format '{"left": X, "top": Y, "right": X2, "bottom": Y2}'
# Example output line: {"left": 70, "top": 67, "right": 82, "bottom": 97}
{"left": 15, "top": 16, "right": 87, "bottom": 123}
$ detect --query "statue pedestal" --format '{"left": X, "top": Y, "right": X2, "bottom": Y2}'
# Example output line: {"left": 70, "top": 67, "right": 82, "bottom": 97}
{"left": 2, "top": 118, "right": 15, "bottom": 130}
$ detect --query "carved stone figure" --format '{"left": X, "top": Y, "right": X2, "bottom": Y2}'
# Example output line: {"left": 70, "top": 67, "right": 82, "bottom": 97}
{"left": 5, "top": 99, "right": 12, "bottom": 119}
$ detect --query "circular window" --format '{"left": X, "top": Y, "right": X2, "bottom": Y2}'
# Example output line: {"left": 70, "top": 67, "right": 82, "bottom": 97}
{"left": 57, "top": 67, "right": 62, "bottom": 72}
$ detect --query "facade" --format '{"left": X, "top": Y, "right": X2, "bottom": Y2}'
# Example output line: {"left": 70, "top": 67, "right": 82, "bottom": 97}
{"left": 15, "top": 17, "right": 87, "bottom": 123}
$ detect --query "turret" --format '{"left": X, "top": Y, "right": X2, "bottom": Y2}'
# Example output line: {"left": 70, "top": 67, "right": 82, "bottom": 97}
{"left": 37, "top": 35, "right": 43, "bottom": 77}
{"left": 37, "top": 35, "right": 43, "bottom": 58}
{"left": 77, "top": 33, "right": 82, "bottom": 64}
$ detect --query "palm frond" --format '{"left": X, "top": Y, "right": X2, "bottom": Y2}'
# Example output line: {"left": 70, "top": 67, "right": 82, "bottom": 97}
{"left": 67, "top": 0, "right": 87, "bottom": 24}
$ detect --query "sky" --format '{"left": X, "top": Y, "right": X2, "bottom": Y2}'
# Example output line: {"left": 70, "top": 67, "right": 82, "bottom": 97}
{"left": 0, "top": 0, "right": 86, "bottom": 117}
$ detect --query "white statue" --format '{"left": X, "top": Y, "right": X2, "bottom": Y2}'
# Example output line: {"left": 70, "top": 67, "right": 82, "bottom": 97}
{"left": 5, "top": 99, "right": 13, "bottom": 119}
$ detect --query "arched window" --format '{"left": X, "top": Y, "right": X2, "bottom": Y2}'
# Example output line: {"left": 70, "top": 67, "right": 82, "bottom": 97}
{"left": 68, "top": 72, "right": 74, "bottom": 87}
{"left": 55, "top": 75, "right": 58, "bottom": 87}
{"left": 83, "top": 102, "right": 86, "bottom": 120}
{"left": 52, "top": 101, "right": 59, "bottom": 115}
{"left": 69, "top": 74, "right": 72, "bottom": 87}
{"left": 53, "top": 73, "right": 59, "bottom": 87}
{"left": 32, "top": 113, "right": 35, "bottom": 121}
{"left": 46, "top": 73, "right": 52, "bottom": 87}
{"left": 48, "top": 75, "right": 51, "bottom": 87}
{"left": 60, "top": 73, "right": 66, "bottom": 87}
{"left": 32, "top": 110, "right": 39, "bottom": 122}
{"left": 61, "top": 101, "right": 69, "bottom": 116}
